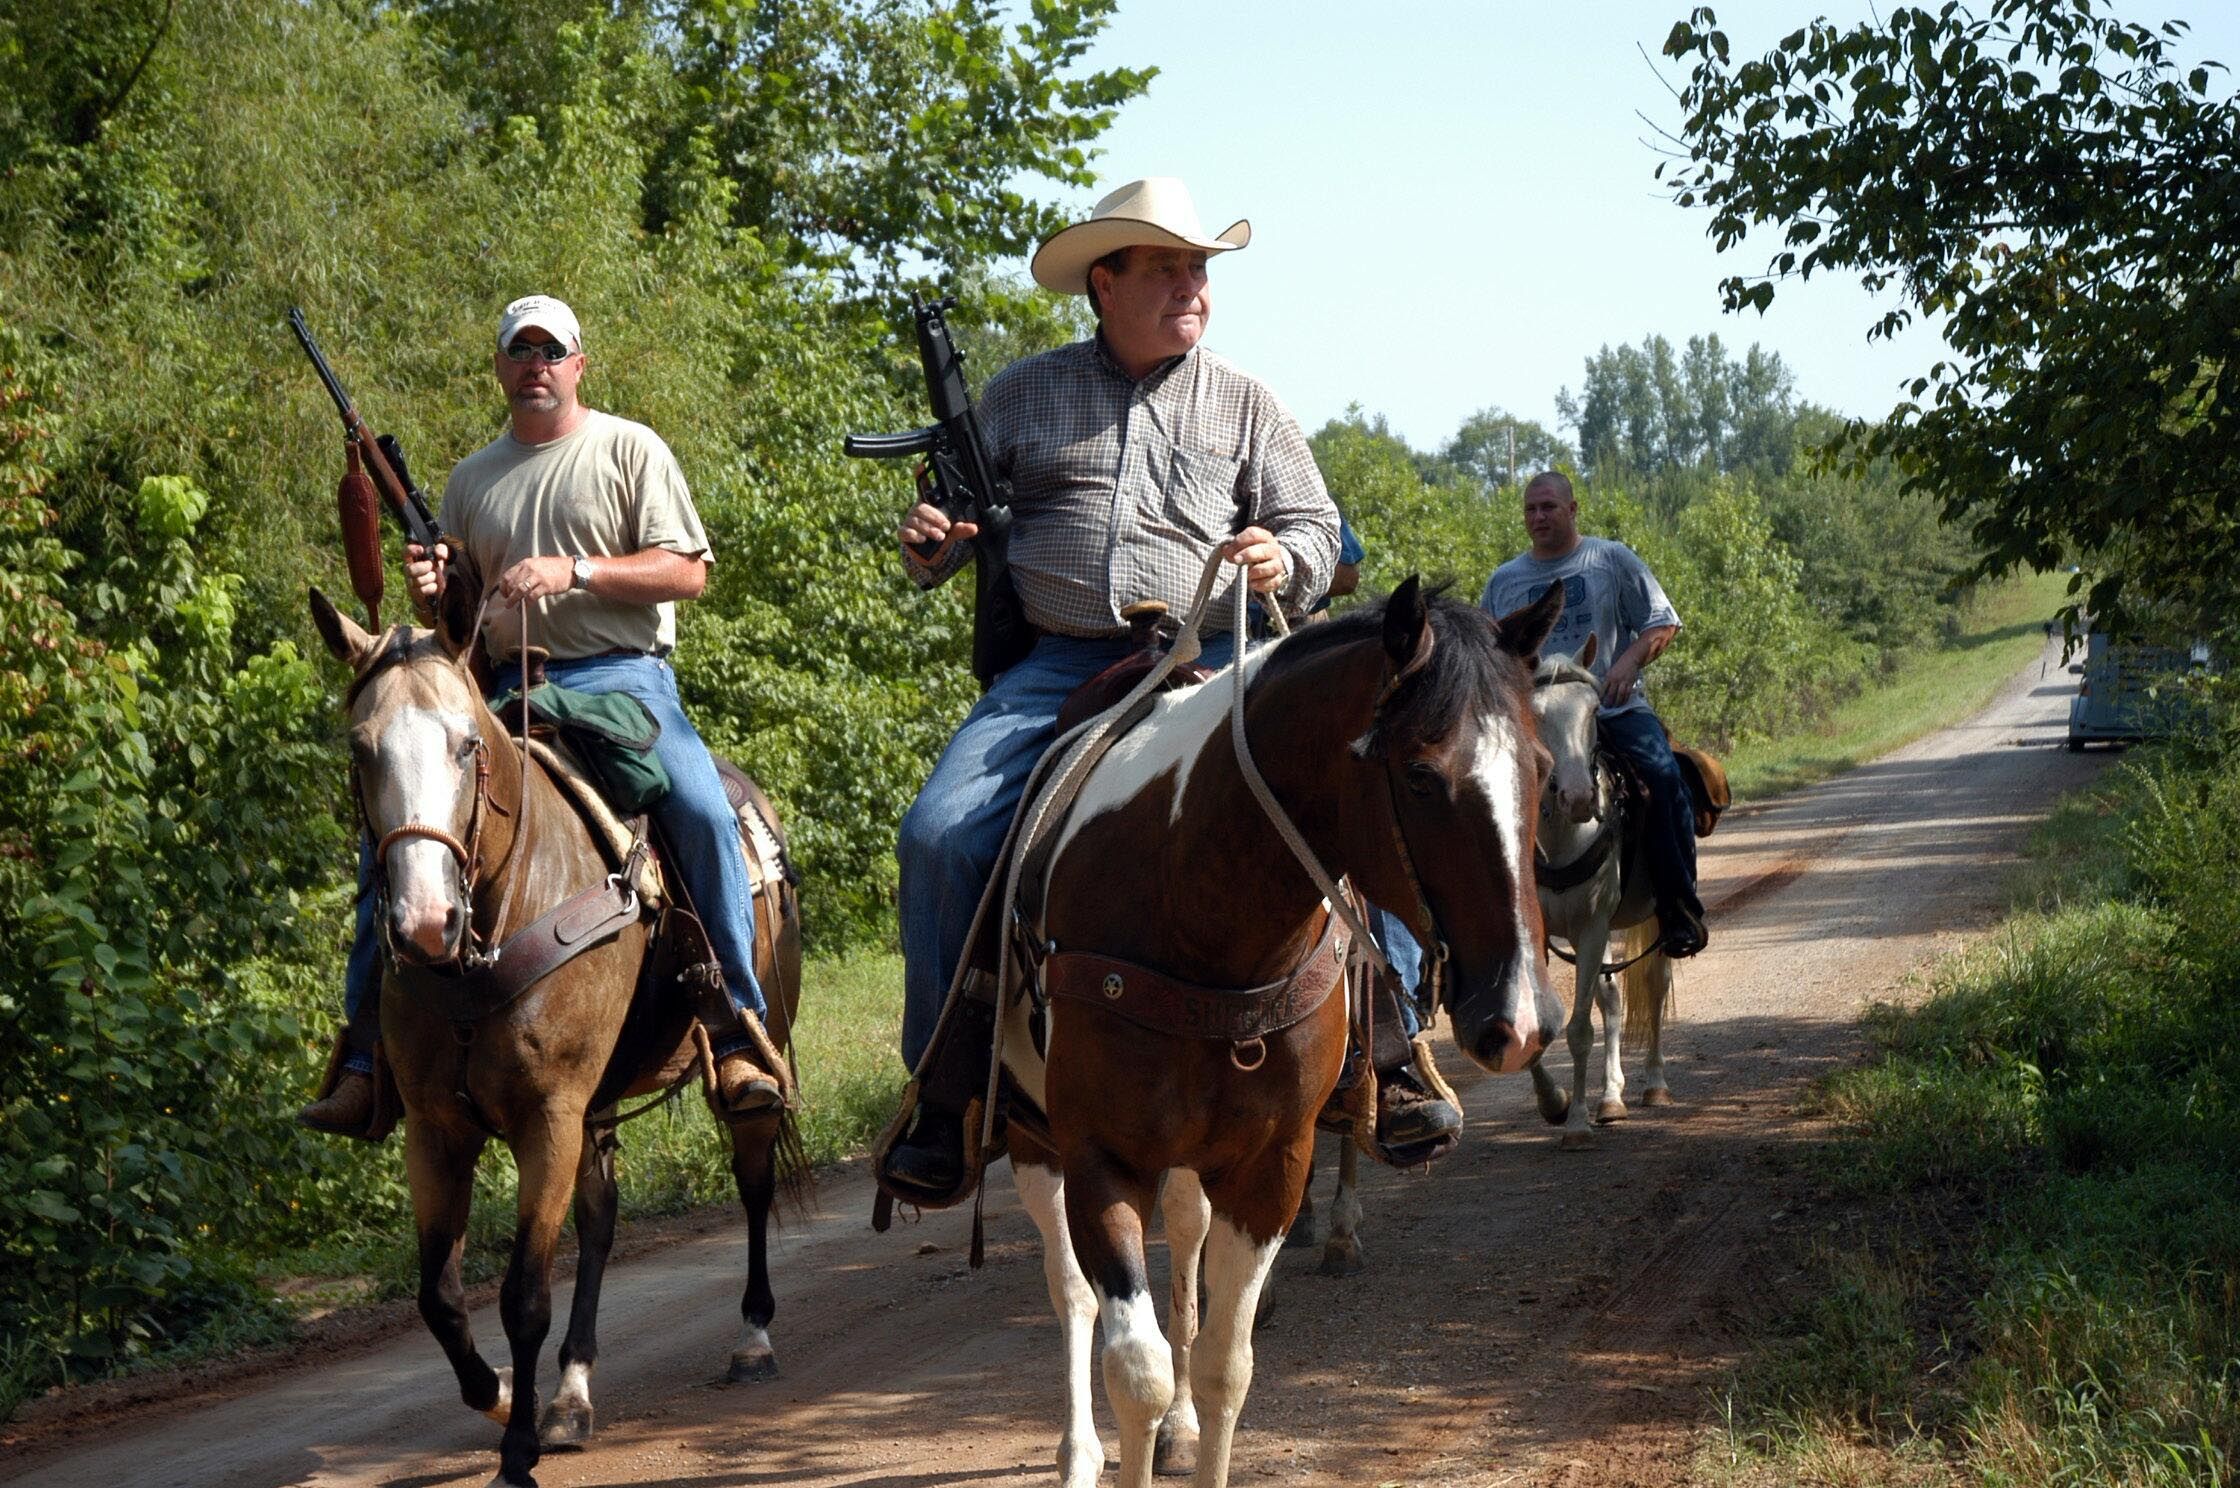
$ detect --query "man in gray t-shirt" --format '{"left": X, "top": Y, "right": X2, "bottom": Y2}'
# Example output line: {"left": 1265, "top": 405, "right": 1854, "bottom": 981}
{"left": 1481, "top": 471, "right": 1706, "bottom": 957}
{"left": 300, "top": 294, "right": 785, "bottom": 1138}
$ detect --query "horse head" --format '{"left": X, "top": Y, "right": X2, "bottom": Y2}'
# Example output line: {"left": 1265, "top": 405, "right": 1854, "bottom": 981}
{"left": 1264, "top": 576, "right": 1566, "bottom": 1076}
{"left": 1532, "top": 635, "right": 1602, "bottom": 825}
{"left": 310, "top": 568, "right": 510, "bottom": 968}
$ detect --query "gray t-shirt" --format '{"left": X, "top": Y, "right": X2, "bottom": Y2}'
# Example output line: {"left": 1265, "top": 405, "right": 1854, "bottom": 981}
{"left": 1480, "top": 537, "right": 1680, "bottom": 715}
{"left": 443, "top": 410, "right": 711, "bottom": 660}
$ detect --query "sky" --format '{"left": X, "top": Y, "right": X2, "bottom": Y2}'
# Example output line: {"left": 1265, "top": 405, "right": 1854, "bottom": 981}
{"left": 986, "top": 1, "right": 2240, "bottom": 455}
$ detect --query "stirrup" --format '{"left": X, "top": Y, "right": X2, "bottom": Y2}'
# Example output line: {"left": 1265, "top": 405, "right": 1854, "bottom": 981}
{"left": 699, "top": 1011, "right": 796, "bottom": 1118}
{"left": 871, "top": 1083, "right": 991, "bottom": 1215}
{"left": 298, "top": 1029, "right": 400, "bottom": 1143}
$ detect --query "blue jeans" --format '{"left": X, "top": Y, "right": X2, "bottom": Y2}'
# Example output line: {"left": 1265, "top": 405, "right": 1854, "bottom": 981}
{"left": 344, "top": 654, "right": 763, "bottom": 1069}
{"left": 1369, "top": 905, "right": 1424, "bottom": 1039}
{"left": 1597, "top": 706, "right": 1701, "bottom": 916}
{"left": 897, "top": 631, "right": 1236, "bottom": 1068}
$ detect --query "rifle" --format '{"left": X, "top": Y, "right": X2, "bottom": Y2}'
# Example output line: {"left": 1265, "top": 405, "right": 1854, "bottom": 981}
{"left": 846, "top": 295, "right": 1033, "bottom": 690}
{"left": 287, "top": 306, "right": 445, "bottom": 627}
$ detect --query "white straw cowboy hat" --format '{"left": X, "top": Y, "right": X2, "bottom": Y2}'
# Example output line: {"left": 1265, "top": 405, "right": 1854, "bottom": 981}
{"left": 1030, "top": 177, "right": 1251, "bottom": 296}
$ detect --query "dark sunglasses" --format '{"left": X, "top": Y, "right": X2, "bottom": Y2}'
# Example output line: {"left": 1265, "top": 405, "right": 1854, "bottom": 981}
{"left": 504, "top": 339, "right": 575, "bottom": 364}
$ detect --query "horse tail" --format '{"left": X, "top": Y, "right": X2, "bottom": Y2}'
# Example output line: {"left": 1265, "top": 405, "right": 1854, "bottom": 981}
{"left": 771, "top": 1105, "right": 815, "bottom": 1217}
{"left": 1620, "top": 920, "right": 1671, "bottom": 1046}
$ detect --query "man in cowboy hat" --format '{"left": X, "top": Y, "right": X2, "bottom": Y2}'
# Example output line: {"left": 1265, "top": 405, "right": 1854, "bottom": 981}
{"left": 299, "top": 294, "right": 789, "bottom": 1137}
{"left": 878, "top": 178, "right": 1462, "bottom": 1199}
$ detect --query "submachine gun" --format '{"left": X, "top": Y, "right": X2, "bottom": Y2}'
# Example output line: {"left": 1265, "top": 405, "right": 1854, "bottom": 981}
{"left": 846, "top": 296, "right": 1033, "bottom": 690}
{"left": 287, "top": 306, "right": 445, "bottom": 628}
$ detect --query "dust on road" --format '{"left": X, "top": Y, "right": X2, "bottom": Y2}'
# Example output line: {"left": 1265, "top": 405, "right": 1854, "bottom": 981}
{"left": 6, "top": 640, "right": 2103, "bottom": 1488}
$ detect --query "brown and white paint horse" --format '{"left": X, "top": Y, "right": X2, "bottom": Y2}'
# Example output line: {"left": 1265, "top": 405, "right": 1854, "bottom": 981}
{"left": 310, "top": 582, "right": 803, "bottom": 1488}
{"left": 998, "top": 578, "right": 1565, "bottom": 1488}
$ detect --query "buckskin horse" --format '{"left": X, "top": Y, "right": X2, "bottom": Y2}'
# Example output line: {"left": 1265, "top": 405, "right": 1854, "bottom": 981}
{"left": 308, "top": 578, "right": 802, "bottom": 1488}
{"left": 992, "top": 575, "right": 1564, "bottom": 1488}
{"left": 1525, "top": 639, "right": 1676, "bottom": 1149}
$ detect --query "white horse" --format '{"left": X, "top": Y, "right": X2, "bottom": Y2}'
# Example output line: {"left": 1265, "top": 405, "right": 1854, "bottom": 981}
{"left": 1526, "top": 640, "right": 1676, "bottom": 1149}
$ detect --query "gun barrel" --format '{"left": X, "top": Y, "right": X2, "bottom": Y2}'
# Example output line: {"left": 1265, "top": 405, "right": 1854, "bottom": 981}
{"left": 287, "top": 306, "right": 356, "bottom": 420}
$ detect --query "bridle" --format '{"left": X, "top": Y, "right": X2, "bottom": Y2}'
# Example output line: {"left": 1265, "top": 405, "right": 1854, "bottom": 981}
{"left": 1530, "top": 665, "right": 1616, "bottom": 883}
{"left": 349, "top": 618, "right": 534, "bottom": 976}
{"left": 1530, "top": 663, "right": 1660, "bottom": 976}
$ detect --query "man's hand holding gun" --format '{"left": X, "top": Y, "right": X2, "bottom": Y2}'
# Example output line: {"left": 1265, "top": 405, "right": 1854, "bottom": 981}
{"left": 848, "top": 294, "right": 1032, "bottom": 688}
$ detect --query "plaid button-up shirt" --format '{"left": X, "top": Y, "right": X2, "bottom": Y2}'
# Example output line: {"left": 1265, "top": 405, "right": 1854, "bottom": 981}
{"left": 912, "top": 338, "right": 1338, "bottom": 637}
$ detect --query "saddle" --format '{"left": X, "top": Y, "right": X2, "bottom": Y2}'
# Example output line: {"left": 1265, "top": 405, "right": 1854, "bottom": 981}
{"left": 1668, "top": 733, "right": 1730, "bottom": 837}
{"left": 1053, "top": 602, "right": 1216, "bottom": 734}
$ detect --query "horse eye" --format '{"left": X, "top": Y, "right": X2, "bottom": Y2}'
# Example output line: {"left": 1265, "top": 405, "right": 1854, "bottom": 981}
{"left": 1405, "top": 761, "right": 1442, "bottom": 798}
{"left": 455, "top": 737, "right": 479, "bottom": 764}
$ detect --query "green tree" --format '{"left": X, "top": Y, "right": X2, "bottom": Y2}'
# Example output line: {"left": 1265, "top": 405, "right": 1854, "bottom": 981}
{"left": 1661, "top": 1, "right": 2240, "bottom": 633}
{"left": 1556, "top": 332, "right": 1799, "bottom": 491}
{"left": 416, "top": 0, "right": 1152, "bottom": 303}
{"left": 1433, "top": 406, "right": 1577, "bottom": 495}
{"left": 1310, "top": 408, "right": 1522, "bottom": 599}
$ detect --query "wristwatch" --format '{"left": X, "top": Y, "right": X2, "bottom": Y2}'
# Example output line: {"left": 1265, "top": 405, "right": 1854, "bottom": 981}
{"left": 569, "top": 555, "right": 595, "bottom": 592}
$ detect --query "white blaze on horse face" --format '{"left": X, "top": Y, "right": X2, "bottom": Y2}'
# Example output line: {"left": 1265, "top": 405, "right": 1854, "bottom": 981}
{"left": 1049, "top": 650, "right": 1269, "bottom": 864}
{"left": 374, "top": 704, "right": 475, "bottom": 957}
{"left": 1535, "top": 677, "right": 1599, "bottom": 824}
{"left": 1466, "top": 704, "right": 1550, "bottom": 1051}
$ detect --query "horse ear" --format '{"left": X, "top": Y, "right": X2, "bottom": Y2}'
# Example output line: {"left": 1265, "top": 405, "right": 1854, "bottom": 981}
{"left": 1493, "top": 583, "right": 1564, "bottom": 667}
{"left": 309, "top": 585, "right": 380, "bottom": 669}
{"left": 1382, "top": 574, "right": 1436, "bottom": 678}
{"left": 435, "top": 555, "right": 484, "bottom": 660}
{"left": 1577, "top": 631, "right": 1599, "bottom": 671}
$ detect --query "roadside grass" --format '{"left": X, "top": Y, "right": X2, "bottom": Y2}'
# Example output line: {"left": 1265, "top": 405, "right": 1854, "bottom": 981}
{"left": 1724, "top": 569, "right": 2072, "bottom": 802}
{"left": 1706, "top": 734, "right": 2240, "bottom": 1486}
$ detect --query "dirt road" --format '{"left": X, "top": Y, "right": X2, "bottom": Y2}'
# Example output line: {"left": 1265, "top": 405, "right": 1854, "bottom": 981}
{"left": 8, "top": 640, "right": 2102, "bottom": 1488}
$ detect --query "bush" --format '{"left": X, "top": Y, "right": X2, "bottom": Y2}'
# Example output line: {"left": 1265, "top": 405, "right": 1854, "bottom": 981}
{"left": 1731, "top": 712, "right": 2240, "bottom": 1483}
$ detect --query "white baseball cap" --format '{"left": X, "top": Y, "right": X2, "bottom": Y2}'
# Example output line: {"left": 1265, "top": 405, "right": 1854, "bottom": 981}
{"left": 496, "top": 294, "right": 582, "bottom": 351}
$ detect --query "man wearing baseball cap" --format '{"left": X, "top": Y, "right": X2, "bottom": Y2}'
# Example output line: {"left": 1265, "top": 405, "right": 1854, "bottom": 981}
{"left": 300, "top": 294, "right": 788, "bottom": 1134}
{"left": 877, "top": 178, "right": 1458, "bottom": 1202}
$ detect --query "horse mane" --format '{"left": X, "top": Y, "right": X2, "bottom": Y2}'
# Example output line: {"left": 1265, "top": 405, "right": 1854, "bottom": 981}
{"left": 343, "top": 624, "right": 463, "bottom": 710}
{"left": 1260, "top": 583, "right": 1529, "bottom": 752}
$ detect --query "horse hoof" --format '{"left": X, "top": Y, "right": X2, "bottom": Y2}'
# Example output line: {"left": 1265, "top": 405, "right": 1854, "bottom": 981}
{"left": 1641, "top": 1086, "right": 1674, "bottom": 1107}
{"left": 537, "top": 1396, "right": 593, "bottom": 1449}
{"left": 1057, "top": 1434, "right": 1107, "bottom": 1488}
{"left": 1318, "top": 1239, "right": 1365, "bottom": 1278}
{"left": 1537, "top": 1094, "right": 1571, "bottom": 1126}
{"left": 1595, "top": 1098, "right": 1629, "bottom": 1125}
{"left": 1560, "top": 1128, "right": 1595, "bottom": 1151}
{"left": 1154, "top": 1419, "right": 1199, "bottom": 1476}
{"left": 727, "top": 1349, "right": 779, "bottom": 1383}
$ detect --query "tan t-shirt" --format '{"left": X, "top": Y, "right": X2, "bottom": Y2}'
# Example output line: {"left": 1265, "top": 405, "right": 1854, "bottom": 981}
{"left": 442, "top": 410, "right": 712, "bottom": 659}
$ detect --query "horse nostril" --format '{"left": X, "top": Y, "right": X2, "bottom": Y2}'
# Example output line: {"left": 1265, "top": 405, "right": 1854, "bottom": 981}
{"left": 1474, "top": 1020, "right": 1518, "bottom": 1064}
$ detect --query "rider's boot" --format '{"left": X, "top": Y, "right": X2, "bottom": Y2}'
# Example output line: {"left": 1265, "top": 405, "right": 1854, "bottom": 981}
{"left": 1657, "top": 898, "right": 1708, "bottom": 959}
{"left": 691, "top": 966, "right": 792, "bottom": 1120}
{"left": 1366, "top": 962, "right": 1463, "bottom": 1165}
{"left": 879, "top": 989, "right": 998, "bottom": 1204}
{"left": 299, "top": 990, "right": 389, "bottom": 1140}
{"left": 1378, "top": 1065, "right": 1463, "bottom": 1148}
